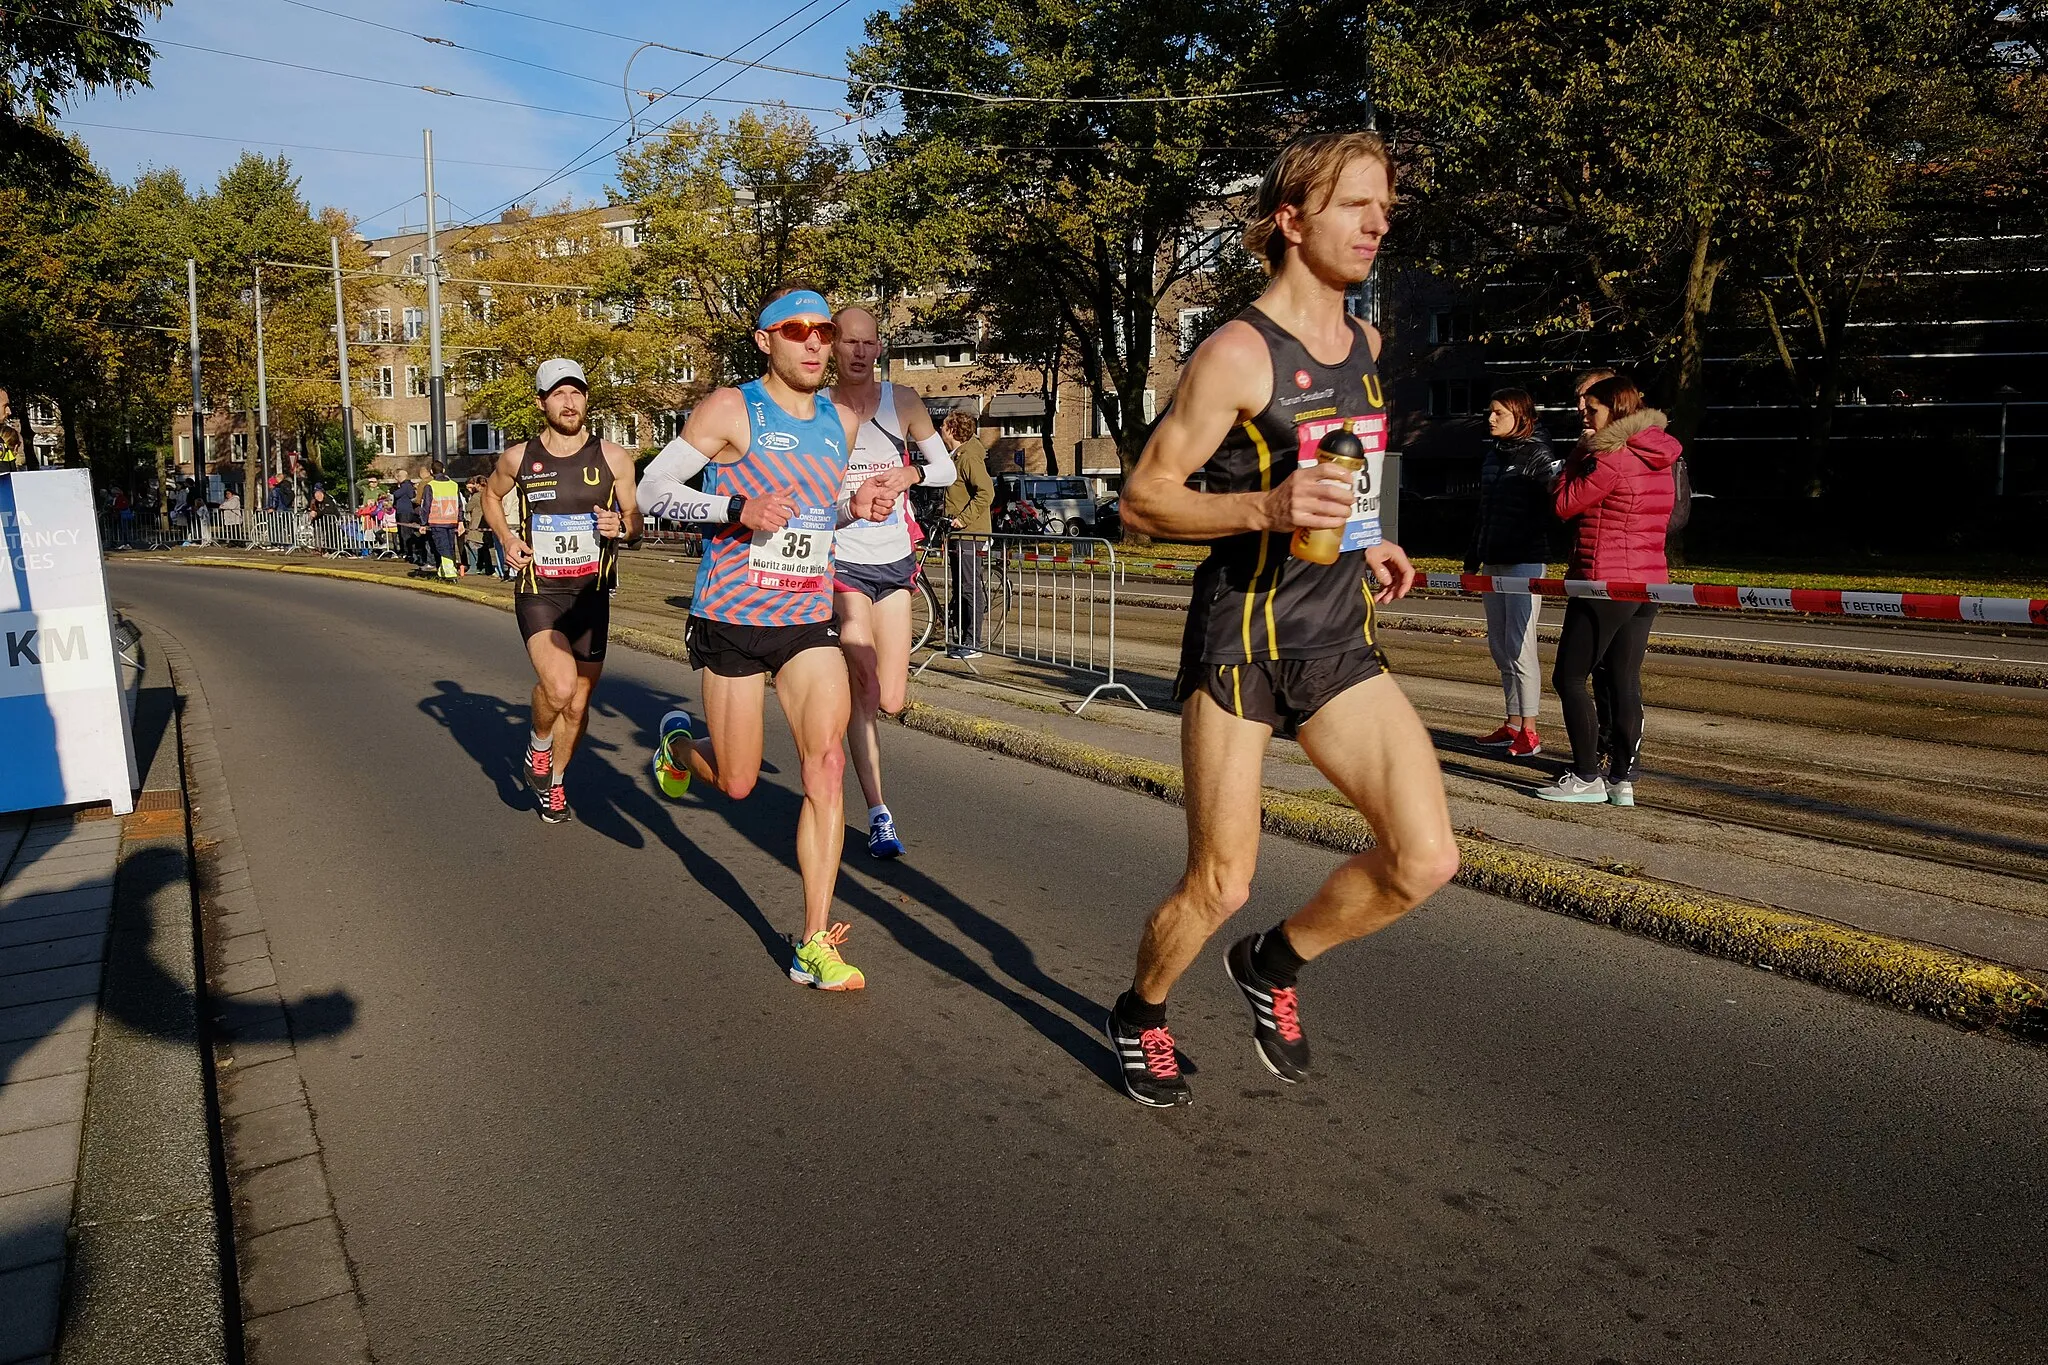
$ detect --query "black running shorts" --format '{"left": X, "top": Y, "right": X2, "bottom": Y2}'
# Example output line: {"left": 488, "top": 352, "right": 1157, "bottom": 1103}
{"left": 516, "top": 586, "right": 611, "bottom": 663}
{"left": 831, "top": 554, "right": 917, "bottom": 601}
{"left": 687, "top": 615, "right": 840, "bottom": 678}
{"left": 1176, "top": 646, "right": 1388, "bottom": 734}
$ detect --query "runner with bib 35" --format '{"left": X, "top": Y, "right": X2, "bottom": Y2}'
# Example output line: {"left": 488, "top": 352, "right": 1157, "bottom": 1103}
{"left": 635, "top": 287, "right": 897, "bottom": 991}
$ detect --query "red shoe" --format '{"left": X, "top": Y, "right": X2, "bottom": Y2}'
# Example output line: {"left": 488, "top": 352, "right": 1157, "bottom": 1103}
{"left": 1508, "top": 727, "right": 1543, "bottom": 758}
{"left": 1477, "top": 724, "right": 1519, "bottom": 748}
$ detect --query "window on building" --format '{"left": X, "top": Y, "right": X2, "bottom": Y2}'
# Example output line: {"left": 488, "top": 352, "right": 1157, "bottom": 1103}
{"left": 615, "top": 416, "right": 637, "bottom": 447}
{"left": 1188, "top": 226, "right": 1233, "bottom": 274}
{"left": 177, "top": 434, "right": 191, "bottom": 465}
{"left": 445, "top": 421, "right": 458, "bottom": 452}
{"left": 405, "top": 365, "right": 426, "bottom": 398}
{"left": 943, "top": 345, "right": 974, "bottom": 366}
{"left": 1178, "top": 308, "right": 1214, "bottom": 358}
{"left": 363, "top": 423, "right": 394, "bottom": 455}
{"left": 407, "top": 253, "right": 424, "bottom": 275}
{"left": 902, "top": 350, "right": 934, "bottom": 370}
{"left": 469, "top": 246, "right": 489, "bottom": 264}
{"left": 28, "top": 400, "right": 56, "bottom": 425}
{"left": 407, "top": 422, "right": 430, "bottom": 454}
{"left": 1093, "top": 392, "right": 1119, "bottom": 438}
{"left": 604, "top": 222, "right": 638, "bottom": 248}
{"left": 1346, "top": 280, "right": 1382, "bottom": 327}
{"left": 403, "top": 307, "right": 425, "bottom": 342}
{"left": 467, "top": 421, "right": 494, "bottom": 453}
{"left": 362, "top": 308, "right": 392, "bottom": 343}
{"left": 372, "top": 366, "right": 393, "bottom": 399}
{"left": 1426, "top": 380, "right": 1475, "bottom": 416}
{"left": 998, "top": 414, "right": 1045, "bottom": 439}
{"left": 1143, "top": 389, "right": 1157, "bottom": 425}
{"left": 231, "top": 433, "right": 248, "bottom": 458}
{"left": 1428, "top": 309, "right": 1476, "bottom": 345}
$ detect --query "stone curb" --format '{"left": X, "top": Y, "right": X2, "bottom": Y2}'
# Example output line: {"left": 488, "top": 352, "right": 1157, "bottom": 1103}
{"left": 133, "top": 555, "right": 2048, "bottom": 1039}
{"left": 141, "top": 620, "right": 373, "bottom": 1365}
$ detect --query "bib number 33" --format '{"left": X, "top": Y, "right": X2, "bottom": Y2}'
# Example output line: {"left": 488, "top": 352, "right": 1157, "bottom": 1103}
{"left": 747, "top": 506, "right": 834, "bottom": 593}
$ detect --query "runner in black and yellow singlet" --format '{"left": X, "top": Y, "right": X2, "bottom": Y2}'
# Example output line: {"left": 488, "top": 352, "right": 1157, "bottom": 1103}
{"left": 1103, "top": 133, "right": 1458, "bottom": 1109}
{"left": 482, "top": 358, "right": 642, "bottom": 824}
{"left": 1181, "top": 302, "right": 1391, "bottom": 722}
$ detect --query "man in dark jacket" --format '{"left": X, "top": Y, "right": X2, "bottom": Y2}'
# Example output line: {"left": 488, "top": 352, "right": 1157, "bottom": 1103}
{"left": 391, "top": 472, "right": 424, "bottom": 565}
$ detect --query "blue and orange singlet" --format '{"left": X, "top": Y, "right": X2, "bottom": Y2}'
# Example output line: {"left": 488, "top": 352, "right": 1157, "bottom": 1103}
{"left": 691, "top": 378, "right": 849, "bottom": 627}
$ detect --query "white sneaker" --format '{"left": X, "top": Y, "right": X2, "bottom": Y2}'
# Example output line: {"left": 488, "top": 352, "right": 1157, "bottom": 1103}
{"left": 1608, "top": 781, "right": 1635, "bottom": 808}
{"left": 1535, "top": 772, "right": 1608, "bottom": 804}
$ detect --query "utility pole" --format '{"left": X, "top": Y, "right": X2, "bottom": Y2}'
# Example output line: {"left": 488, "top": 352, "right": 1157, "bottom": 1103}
{"left": 253, "top": 263, "right": 273, "bottom": 501}
{"left": 423, "top": 129, "right": 447, "bottom": 471}
{"left": 331, "top": 235, "right": 359, "bottom": 508}
{"left": 185, "top": 259, "right": 204, "bottom": 480}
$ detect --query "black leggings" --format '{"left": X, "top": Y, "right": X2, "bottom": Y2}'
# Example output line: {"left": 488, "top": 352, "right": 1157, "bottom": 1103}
{"left": 1552, "top": 599, "right": 1657, "bottom": 781}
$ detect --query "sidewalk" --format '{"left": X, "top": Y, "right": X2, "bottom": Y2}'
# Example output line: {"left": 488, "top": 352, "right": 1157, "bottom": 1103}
{"left": 0, "top": 628, "right": 226, "bottom": 1364}
{"left": 0, "top": 809, "right": 121, "bottom": 1365}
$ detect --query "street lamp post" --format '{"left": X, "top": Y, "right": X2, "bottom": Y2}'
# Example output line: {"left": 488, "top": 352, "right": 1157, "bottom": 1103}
{"left": 1995, "top": 384, "right": 2019, "bottom": 497}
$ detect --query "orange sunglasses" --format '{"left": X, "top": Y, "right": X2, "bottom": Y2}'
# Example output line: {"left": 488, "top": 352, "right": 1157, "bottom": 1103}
{"left": 765, "top": 320, "right": 840, "bottom": 344}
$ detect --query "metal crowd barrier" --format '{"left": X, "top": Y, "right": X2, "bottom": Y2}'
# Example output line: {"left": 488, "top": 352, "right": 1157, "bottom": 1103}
{"left": 98, "top": 509, "right": 402, "bottom": 559}
{"left": 920, "top": 532, "right": 1146, "bottom": 715}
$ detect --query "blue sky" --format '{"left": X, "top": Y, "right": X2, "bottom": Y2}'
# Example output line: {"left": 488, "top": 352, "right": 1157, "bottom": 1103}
{"left": 62, "top": 0, "right": 882, "bottom": 235}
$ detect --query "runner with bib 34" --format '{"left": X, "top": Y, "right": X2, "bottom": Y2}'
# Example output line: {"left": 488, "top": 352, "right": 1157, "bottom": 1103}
{"left": 1103, "top": 132, "right": 1460, "bottom": 1106}
{"left": 635, "top": 287, "right": 896, "bottom": 991}
{"left": 483, "top": 358, "right": 642, "bottom": 825}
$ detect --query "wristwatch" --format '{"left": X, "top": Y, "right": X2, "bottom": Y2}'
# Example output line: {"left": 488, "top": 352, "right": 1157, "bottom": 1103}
{"left": 727, "top": 494, "right": 746, "bottom": 524}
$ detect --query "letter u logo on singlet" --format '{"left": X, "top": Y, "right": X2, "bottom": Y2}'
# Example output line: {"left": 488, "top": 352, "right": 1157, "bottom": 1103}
{"left": 582, "top": 466, "right": 602, "bottom": 485}
{"left": 1362, "top": 373, "right": 1384, "bottom": 408}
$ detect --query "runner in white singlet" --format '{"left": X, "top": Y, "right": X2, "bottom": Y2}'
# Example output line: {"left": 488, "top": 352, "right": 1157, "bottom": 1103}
{"left": 824, "top": 305, "right": 956, "bottom": 858}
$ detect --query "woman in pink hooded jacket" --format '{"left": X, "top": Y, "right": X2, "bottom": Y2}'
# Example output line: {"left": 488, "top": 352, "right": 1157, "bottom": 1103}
{"left": 1536, "top": 374, "right": 1681, "bottom": 808}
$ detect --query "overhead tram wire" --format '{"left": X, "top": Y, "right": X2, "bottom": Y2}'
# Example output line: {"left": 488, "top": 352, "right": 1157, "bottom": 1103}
{"left": 446, "top": 0, "right": 850, "bottom": 229}
{"left": 0, "top": 6, "right": 844, "bottom": 124}
{"left": 442, "top": 0, "right": 1286, "bottom": 105}
{"left": 274, "top": 0, "right": 625, "bottom": 93}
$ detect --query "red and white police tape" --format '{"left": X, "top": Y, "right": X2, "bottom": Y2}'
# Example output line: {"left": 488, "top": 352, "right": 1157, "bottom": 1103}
{"left": 1419, "top": 573, "right": 2048, "bottom": 627}
{"left": 998, "top": 547, "right": 2046, "bottom": 626}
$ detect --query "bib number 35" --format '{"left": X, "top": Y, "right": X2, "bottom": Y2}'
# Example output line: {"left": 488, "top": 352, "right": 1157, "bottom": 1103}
{"left": 746, "top": 506, "right": 834, "bottom": 593}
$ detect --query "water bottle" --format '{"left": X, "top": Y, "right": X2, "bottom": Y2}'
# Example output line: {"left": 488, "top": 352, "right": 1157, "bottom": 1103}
{"left": 1289, "top": 429, "right": 1366, "bottom": 565}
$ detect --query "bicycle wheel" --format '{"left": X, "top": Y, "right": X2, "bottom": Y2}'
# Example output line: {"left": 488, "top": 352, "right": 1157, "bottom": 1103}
{"left": 910, "top": 574, "right": 939, "bottom": 654}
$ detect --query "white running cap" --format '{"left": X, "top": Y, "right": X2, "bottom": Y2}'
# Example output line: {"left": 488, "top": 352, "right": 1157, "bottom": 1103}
{"left": 535, "top": 357, "right": 588, "bottom": 395}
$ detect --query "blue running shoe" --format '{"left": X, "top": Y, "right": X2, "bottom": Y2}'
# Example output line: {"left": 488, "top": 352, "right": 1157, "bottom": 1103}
{"left": 867, "top": 809, "right": 904, "bottom": 859}
{"left": 653, "top": 709, "right": 695, "bottom": 799}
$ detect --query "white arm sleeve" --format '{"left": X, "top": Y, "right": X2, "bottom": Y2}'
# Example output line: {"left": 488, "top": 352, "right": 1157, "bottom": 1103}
{"left": 914, "top": 431, "right": 957, "bottom": 488}
{"left": 637, "top": 437, "right": 726, "bottom": 523}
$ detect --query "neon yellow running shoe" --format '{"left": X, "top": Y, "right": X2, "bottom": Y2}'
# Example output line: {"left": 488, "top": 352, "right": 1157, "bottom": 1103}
{"left": 653, "top": 709, "right": 694, "bottom": 799}
{"left": 788, "top": 923, "right": 865, "bottom": 991}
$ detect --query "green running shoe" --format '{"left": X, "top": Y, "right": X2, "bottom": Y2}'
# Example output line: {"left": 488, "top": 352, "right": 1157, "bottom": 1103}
{"left": 653, "top": 709, "right": 694, "bottom": 799}
{"left": 788, "top": 924, "right": 866, "bottom": 991}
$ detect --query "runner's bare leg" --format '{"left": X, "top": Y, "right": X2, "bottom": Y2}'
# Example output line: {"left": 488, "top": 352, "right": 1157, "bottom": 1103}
{"left": 773, "top": 645, "right": 853, "bottom": 938}
{"left": 1131, "top": 691, "right": 1272, "bottom": 1003}
{"left": 1285, "top": 674, "right": 1459, "bottom": 957}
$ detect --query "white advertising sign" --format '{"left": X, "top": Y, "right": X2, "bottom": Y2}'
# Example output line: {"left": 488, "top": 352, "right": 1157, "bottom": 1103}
{"left": 1, "top": 470, "right": 137, "bottom": 815}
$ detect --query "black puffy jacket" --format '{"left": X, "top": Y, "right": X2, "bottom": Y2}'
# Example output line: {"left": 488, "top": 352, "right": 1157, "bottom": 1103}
{"left": 1466, "top": 430, "right": 1562, "bottom": 572}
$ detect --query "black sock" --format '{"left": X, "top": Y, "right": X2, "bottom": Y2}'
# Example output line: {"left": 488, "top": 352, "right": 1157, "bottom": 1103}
{"left": 1114, "top": 989, "right": 1167, "bottom": 1029}
{"left": 1252, "top": 925, "right": 1306, "bottom": 987}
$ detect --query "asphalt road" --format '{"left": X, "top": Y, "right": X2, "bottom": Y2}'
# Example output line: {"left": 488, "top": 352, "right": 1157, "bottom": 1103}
{"left": 110, "top": 563, "right": 2047, "bottom": 1364}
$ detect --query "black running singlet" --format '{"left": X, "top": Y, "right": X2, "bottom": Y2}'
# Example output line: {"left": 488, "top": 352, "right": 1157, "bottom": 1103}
{"left": 514, "top": 433, "right": 619, "bottom": 595}
{"left": 1183, "top": 306, "right": 1390, "bottom": 664}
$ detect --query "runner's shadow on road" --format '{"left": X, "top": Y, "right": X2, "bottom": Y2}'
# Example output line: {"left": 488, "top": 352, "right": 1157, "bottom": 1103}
{"left": 417, "top": 681, "right": 541, "bottom": 815}
{"left": 590, "top": 680, "right": 1116, "bottom": 1084}
{"left": 412, "top": 680, "right": 788, "bottom": 963}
